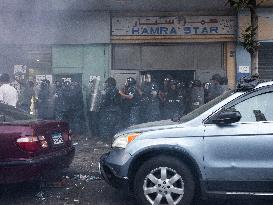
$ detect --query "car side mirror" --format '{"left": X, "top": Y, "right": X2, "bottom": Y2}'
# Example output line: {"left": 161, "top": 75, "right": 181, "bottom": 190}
{"left": 212, "top": 111, "right": 241, "bottom": 125}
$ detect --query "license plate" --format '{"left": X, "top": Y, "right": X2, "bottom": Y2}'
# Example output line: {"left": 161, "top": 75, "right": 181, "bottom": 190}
{"left": 52, "top": 133, "right": 64, "bottom": 145}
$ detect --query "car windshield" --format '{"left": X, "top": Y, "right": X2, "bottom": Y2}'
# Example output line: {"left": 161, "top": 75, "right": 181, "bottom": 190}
{"left": 179, "top": 90, "right": 234, "bottom": 123}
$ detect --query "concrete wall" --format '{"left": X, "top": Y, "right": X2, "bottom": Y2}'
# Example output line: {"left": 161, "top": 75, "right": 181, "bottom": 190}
{"left": 52, "top": 45, "right": 110, "bottom": 88}
{"left": 0, "top": 11, "right": 110, "bottom": 44}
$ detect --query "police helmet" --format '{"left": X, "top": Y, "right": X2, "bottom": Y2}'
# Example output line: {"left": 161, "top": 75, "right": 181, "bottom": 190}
{"left": 164, "top": 74, "right": 173, "bottom": 82}
{"left": 105, "top": 77, "right": 116, "bottom": 87}
{"left": 192, "top": 80, "right": 202, "bottom": 87}
{"left": 126, "top": 77, "right": 136, "bottom": 86}
{"left": 211, "top": 74, "right": 222, "bottom": 83}
{"left": 177, "top": 81, "right": 185, "bottom": 89}
{"left": 169, "top": 79, "right": 178, "bottom": 86}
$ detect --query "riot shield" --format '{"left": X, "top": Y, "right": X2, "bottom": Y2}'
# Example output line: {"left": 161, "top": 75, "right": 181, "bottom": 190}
{"left": 89, "top": 76, "right": 101, "bottom": 112}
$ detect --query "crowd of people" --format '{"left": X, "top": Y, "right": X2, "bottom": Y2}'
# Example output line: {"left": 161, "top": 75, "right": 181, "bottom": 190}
{"left": 94, "top": 73, "right": 229, "bottom": 139}
{"left": 0, "top": 72, "right": 228, "bottom": 137}
{"left": 0, "top": 73, "right": 85, "bottom": 134}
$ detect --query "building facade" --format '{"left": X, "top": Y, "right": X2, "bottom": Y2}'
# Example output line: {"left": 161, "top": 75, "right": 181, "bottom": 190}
{"left": 110, "top": 13, "right": 237, "bottom": 88}
{"left": 237, "top": 7, "right": 273, "bottom": 80}
{"left": 0, "top": 1, "right": 272, "bottom": 105}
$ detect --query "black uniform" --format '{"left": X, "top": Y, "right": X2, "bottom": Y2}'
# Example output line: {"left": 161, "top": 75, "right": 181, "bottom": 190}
{"left": 53, "top": 83, "right": 66, "bottom": 121}
{"left": 99, "top": 85, "right": 121, "bottom": 138}
{"left": 127, "top": 85, "right": 141, "bottom": 126}
{"left": 191, "top": 86, "right": 204, "bottom": 111}
{"left": 140, "top": 82, "right": 160, "bottom": 123}
{"left": 70, "top": 83, "right": 85, "bottom": 134}
{"left": 164, "top": 82, "right": 180, "bottom": 120}
{"left": 140, "top": 81, "right": 152, "bottom": 123}
{"left": 61, "top": 82, "right": 73, "bottom": 123}
{"left": 120, "top": 85, "right": 131, "bottom": 128}
{"left": 177, "top": 82, "right": 186, "bottom": 117}
{"left": 37, "top": 81, "right": 50, "bottom": 119}
{"left": 20, "top": 83, "right": 35, "bottom": 113}
{"left": 207, "top": 83, "right": 223, "bottom": 102}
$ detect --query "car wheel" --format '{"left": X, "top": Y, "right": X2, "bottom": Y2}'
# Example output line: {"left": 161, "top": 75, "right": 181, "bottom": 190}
{"left": 134, "top": 155, "right": 195, "bottom": 205}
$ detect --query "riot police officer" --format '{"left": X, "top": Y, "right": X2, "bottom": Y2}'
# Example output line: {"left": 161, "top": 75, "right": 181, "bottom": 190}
{"left": 159, "top": 75, "right": 173, "bottom": 120}
{"left": 164, "top": 79, "right": 180, "bottom": 120}
{"left": 119, "top": 77, "right": 141, "bottom": 126}
{"left": 149, "top": 82, "right": 161, "bottom": 122}
{"left": 190, "top": 80, "right": 204, "bottom": 111}
{"left": 70, "top": 81, "right": 85, "bottom": 134}
{"left": 53, "top": 81, "right": 65, "bottom": 120}
{"left": 99, "top": 77, "right": 121, "bottom": 139}
{"left": 140, "top": 73, "right": 160, "bottom": 123}
{"left": 62, "top": 81, "right": 73, "bottom": 123}
{"left": 176, "top": 81, "right": 186, "bottom": 117}
{"left": 37, "top": 80, "right": 50, "bottom": 119}
{"left": 207, "top": 74, "right": 223, "bottom": 102}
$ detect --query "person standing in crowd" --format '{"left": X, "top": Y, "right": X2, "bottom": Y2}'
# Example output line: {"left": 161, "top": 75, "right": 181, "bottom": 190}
{"left": 220, "top": 76, "right": 229, "bottom": 93}
{"left": 176, "top": 80, "right": 186, "bottom": 117}
{"left": 119, "top": 77, "right": 141, "bottom": 126}
{"left": 70, "top": 81, "right": 85, "bottom": 134}
{"left": 120, "top": 79, "right": 131, "bottom": 128}
{"left": 140, "top": 73, "right": 160, "bottom": 123}
{"left": 61, "top": 81, "right": 73, "bottom": 123}
{"left": 20, "top": 81, "right": 35, "bottom": 113}
{"left": 37, "top": 80, "right": 50, "bottom": 119}
{"left": 139, "top": 74, "right": 152, "bottom": 123}
{"left": 159, "top": 75, "right": 173, "bottom": 119}
{"left": 207, "top": 74, "right": 223, "bottom": 102}
{"left": 0, "top": 73, "right": 18, "bottom": 107}
{"left": 149, "top": 81, "right": 161, "bottom": 122}
{"left": 53, "top": 81, "right": 66, "bottom": 120}
{"left": 164, "top": 79, "right": 180, "bottom": 120}
{"left": 87, "top": 77, "right": 101, "bottom": 137}
{"left": 99, "top": 77, "right": 121, "bottom": 139}
{"left": 190, "top": 80, "right": 204, "bottom": 111}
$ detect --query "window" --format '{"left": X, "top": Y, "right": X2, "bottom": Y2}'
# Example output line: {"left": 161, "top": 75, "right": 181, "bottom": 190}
{"left": 231, "top": 92, "right": 273, "bottom": 122}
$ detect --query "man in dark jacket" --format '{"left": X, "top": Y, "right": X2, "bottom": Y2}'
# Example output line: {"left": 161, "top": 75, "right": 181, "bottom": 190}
{"left": 140, "top": 73, "right": 160, "bottom": 123}
{"left": 164, "top": 79, "right": 180, "bottom": 120}
{"left": 119, "top": 77, "right": 141, "bottom": 126}
{"left": 190, "top": 80, "right": 204, "bottom": 111}
{"left": 20, "top": 81, "right": 35, "bottom": 113}
{"left": 207, "top": 74, "right": 224, "bottom": 102}
{"left": 99, "top": 77, "right": 121, "bottom": 139}
{"left": 37, "top": 80, "right": 50, "bottom": 119}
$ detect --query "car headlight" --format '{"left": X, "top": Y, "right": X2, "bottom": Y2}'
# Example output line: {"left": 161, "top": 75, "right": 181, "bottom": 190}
{"left": 112, "top": 133, "right": 141, "bottom": 148}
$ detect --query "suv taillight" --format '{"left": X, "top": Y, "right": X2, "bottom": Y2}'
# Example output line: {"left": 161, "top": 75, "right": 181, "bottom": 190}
{"left": 16, "top": 136, "right": 43, "bottom": 153}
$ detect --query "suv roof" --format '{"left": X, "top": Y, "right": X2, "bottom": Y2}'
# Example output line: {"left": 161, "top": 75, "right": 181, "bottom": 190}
{"left": 255, "top": 81, "right": 273, "bottom": 89}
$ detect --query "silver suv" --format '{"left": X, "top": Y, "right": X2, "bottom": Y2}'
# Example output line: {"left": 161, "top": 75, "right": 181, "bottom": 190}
{"left": 100, "top": 81, "right": 273, "bottom": 205}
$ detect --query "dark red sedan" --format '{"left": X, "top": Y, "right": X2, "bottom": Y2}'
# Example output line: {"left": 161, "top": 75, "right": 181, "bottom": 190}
{"left": 0, "top": 103, "right": 75, "bottom": 184}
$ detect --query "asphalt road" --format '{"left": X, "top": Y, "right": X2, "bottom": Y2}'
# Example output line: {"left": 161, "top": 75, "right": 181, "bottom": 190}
{"left": 1, "top": 179, "right": 273, "bottom": 205}
{"left": 0, "top": 136, "right": 273, "bottom": 205}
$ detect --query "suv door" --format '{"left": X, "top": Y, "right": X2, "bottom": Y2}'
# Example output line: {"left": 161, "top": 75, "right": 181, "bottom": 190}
{"left": 204, "top": 89, "right": 273, "bottom": 193}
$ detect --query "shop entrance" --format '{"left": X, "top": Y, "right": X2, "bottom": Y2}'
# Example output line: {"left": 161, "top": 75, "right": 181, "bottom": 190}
{"left": 140, "top": 70, "right": 195, "bottom": 87}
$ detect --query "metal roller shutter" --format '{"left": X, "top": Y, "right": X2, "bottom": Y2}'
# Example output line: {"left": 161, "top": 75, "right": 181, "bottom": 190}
{"left": 258, "top": 43, "right": 273, "bottom": 80}
{"left": 112, "top": 43, "right": 223, "bottom": 71}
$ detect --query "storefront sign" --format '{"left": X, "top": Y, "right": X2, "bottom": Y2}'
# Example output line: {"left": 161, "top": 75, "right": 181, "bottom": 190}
{"left": 112, "top": 16, "right": 236, "bottom": 36}
{"left": 239, "top": 66, "right": 250, "bottom": 74}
